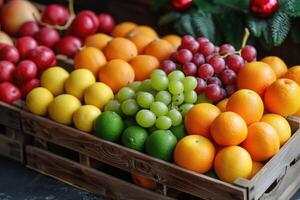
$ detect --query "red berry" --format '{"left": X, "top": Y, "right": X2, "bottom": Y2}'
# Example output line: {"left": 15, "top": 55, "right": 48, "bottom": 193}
{"left": 192, "top": 53, "right": 205, "bottom": 67}
{"left": 35, "top": 27, "right": 60, "bottom": 48}
{"left": 220, "top": 69, "right": 237, "bottom": 85}
{"left": 55, "top": 35, "right": 82, "bottom": 58}
{"left": 15, "top": 60, "right": 37, "bottom": 84}
{"left": 71, "top": 11, "right": 99, "bottom": 38}
{"left": 98, "top": 13, "right": 115, "bottom": 34}
{"left": 226, "top": 54, "right": 245, "bottom": 73}
{"left": 177, "top": 49, "right": 193, "bottom": 64}
{"left": 18, "top": 21, "right": 40, "bottom": 37}
{"left": 199, "top": 41, "right": 215, "bottom": 56}
{"left": 195, "top": 77, "right": 206, "bottom": 94}
{"left": 160, "top": 60, "right": 176, "bottom": 74}
{"left": 19, "top": 78, "right": 40, "bottom": 98}
{"left": 225, "top": 84, "right": 237, "bottom": 97}
{"left": 15, "top": 36, "right": 38, "bottom": 59}
{"left": 28, "top": 46, "right": 57, "bottom": 71}
{"left": 198, "top": 64, "right": 214, "bottom": 80}
{"left": 0, "top": 46, "right": 20, "bottom": 64}
{"left": 219, "top": 44, "right": 235, "bottom": 55}
{"left": 208, "top": 56, "right": 225, "bottom": 74}
{"left": 0, "top": 61, "right": 15, "bottom": 82}
{"left": 42, "top": 4, "right": 69, "bottom": 26}
{"left": 182, "top": 62, "right": 197, "bottom": 76}
{"left": 0, "top": 82, "right": 21, "bottom": 104}
{"left": 204, "top": 84, "right": 222, "bottom": 102}
{"left": 241, "top": 45, "right": 257, "bottom": 62}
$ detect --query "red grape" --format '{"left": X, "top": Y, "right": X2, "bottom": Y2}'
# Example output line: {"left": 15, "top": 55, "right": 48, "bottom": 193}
{"left": 35, "top": 27, "right": 60, "bottom": 48}
{"left": 219, "top": 44, "right": 235, "bottom": 55}
{"left": 170, "top": 52, "right": 178, "bottom": 62}
{"left": 182, "top": 62, "right": 197, "bottom": 76}
{"left": 15, "top": 60, "right": 37, "bottom": 84}
{"left": 182, "top": 35, "right": 195, "bottom": 46}
{"left": 204, "top": 84, "right": 222, "bottom": 102}
{"left": 220, "top": 69, "right": 237, "bottom": 85}
{"left": 15, "top": 36, "right": 38, "bottom": 59}
{"left": 214, "top": 46, "right": 220, "bottom": 53}
{"left": 241, "top": 45, "right": 257, "bottom": 62}
{"left": 225, "top": 84, "right": 237, "bottom": 96}
{"left": 195, "top": 77, "right": 206, "bottom": 94}
{"left": 198, "top": 64, "right": 214, "bottom": 80}
{"left": 206, "top": 54, "right": 214, "bottom": 62}
{"left": 208, "top": 56, "right": 225, "bottom": 74}
{"left": 207, "top": 77, "right": 222, "bottom": 86}
{"left": 55, "top": 35, "right": 82, "bottom": 58}
{"left": 192, "top": 53, "right": 205, "bottom": 66}
{"left": 226, "top": 54, "right": 245, "bottom": 73}
{"left": 196, "top": 37, "right": 209, "bottom": 44}
{"left": 28, "top": 46, "right": 57, "bottom": 71}
{"left": 199, "top": 41, "right": 215, "bottom": 56}
{"left": 42, "top": 4, "right": 69, "bottom": 26}
{"left": 160, "top": 60, "right": 176, "bottom": 74}
{"left": 220, "top": 88, "right": 227, "bottom": 99}
{"left": 0, "top": 46, "right": 20, "bottom": 64}
{"left": 18, "top": 21, "right": 40, "bottom": 37}
{"left": 177, "top": 49, "right": 193, "bottom": 64}
{"left": 98, "top": 13, "right": 115, "bottom": 34}
{"left": 184, "top": 40, "right": 199, "bottom": 53}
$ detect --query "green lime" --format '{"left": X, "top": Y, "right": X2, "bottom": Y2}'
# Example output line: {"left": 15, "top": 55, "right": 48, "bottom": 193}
{"left": 170, "top": 124, "right": 186, "bottom": 140}
{"left": 124, "top": 117, "right": 137, "bottom": 128}
{"left": 122, "top": 126, "right": 148, "bottom": 151}
{"left": 94, "top": 111, "right": 124, "bottom": 142}
{"left": 145, "top": 130, "right": 177, "bottom": 161}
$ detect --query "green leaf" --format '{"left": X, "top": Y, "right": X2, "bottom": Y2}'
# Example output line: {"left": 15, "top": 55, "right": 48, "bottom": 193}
{"left": 175, "top": 14, "right": 195, "bottom": 36}
{"left": 291, "top": 20, "right": 300, "bottom": 43}
{"left": 191, "top": 11, "right": 215, "bottom": 41}
{"left": 260, "top": 22, "right": 273, "bottom": 49}
{"left": 213, "top": 0, "right": 249, "bottom": 13}
{"left": 158, "top": 12, "right": 181, "bottom": 26}
{"left": 247, "top": 16, "right": 268, "bottom": 37}
{"left": 271, "top": 11, "right": 291, "bottom": 46}
{"left": 193, "top": 0, "right": 222, "bottom": 13}
{"left": 284, "top": 0, "right": 300, "bottom": 17}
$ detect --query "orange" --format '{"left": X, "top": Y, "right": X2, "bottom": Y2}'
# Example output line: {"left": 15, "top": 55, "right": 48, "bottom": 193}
{"left": 98, "top": 59, "right": 135, "bottom": 93}
{"left": 214, "top": 146, "right": 252, "bottom": 183}
{"left": 174, "top": 135, "right": 215, "bottom": 173}
{"left": 264, "top": 78, "right": 300, "bottom": 116}
{"left": 226, "top": 89, "right": 264, "bottom": 125}
{"left": 104, "top": 37, "right": 138, "bottom": 62}
{"left": 216, "top": 98, "right": 228, "bottom": 112}
{"left": 261, "top": 56, "right": 288, "bottom": 78}
{"left": 210, "top": 112, "right": 248, "bottom": 146}
{"left": 242, "top": 122, "right": 280, "bottom": 161}
{"left": 131, "top": 173, "right": 156, "bottom": 190}
{"left": 237, "top": 61, "right": 276, "bottom": 96}
{"left": 84, "top": 33, "right": 112, "bottom": 50}
{"left": 260, "top": 113, "right": 291, "bottom": 146}
{"left": 284, "top": 65, "right": 300, "bottom": 85}
{"left": 184, "top": 103, "right": 221, "bottom": 138}
{"left": 74, "top": 47, "right": 107, "bottom": 77}
{"left": 294, "top": 108, "right": 300, "bottom": 117}
{"left": 111, "top": 22, "right": 137, "bottom": 37}
{"left": 144, "top": 39, "right": 174, "bottom": 61}
{"left": 162, "top": 34, "right": 181, "bottom": 50}
{"left": 126, "top": 26, "right": 158, "bottom": 54}
{"left": 249, "top": 161, "right": 264, "bottom": 179}
{"left": 129, "top": 55, "right": 159, "bottom": 81}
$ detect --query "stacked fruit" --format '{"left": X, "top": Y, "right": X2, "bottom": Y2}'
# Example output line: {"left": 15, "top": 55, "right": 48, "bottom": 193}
{"left": 160, "top": 34, "right": 257, "bottom": 103}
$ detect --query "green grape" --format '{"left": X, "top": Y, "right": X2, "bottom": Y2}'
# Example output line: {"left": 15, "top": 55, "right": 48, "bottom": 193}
{"left": 121, "top": 99, "right": 139, "bottom": 116}
{"left": 172, "top": 93, "right": 184, "bottom": 106}
{"left": 104, "top": 100, "right": 122, "bottom": 115}
{"left": 182, "top": 76, "right": 197, "bottom": 91}
{"left": 136, "top": 109, "right": 156, "bottom": 128}
{"left": 168, "top": 70, "right": 185, "bottom": 81}
{"left": 129, "top": 81, "right": 142, "bottom": 91}
{"left": 117, "top": 87, "right": 136, "bottom": 102}
{"left": 155, "top": 91, "right": 172, "bottom": 105}
{"left": 151, "top": 74, "right": 169, "bottom": 91}
{"left": 137, "top": 92, "right": 154, "bottom": 108}
{"left": 167, "top": 109, "right": 182, "bottom": 126}
{"left": 150, "top": 101, "right": 168, "bottom": 116}
{"left": 140, "top": 79, "right": 153, "bottom": 92}
{"left": 155, "top": 116, "right": 172, "bottom": 130}
{"left": 179, "top": 103, "right": 194, "bottom": 117}
{"left": 168, "top": 80, "right": 184, "bottom": 95}
{"left": 184, "top": 90, "right": 197, "bottom": 103}
{"left": 150, "top": 69, "right": 166, "bottom": 78}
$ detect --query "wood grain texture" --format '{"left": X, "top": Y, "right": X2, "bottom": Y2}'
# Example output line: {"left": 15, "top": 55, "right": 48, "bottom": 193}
{"left": 21, "top": 110, "right": 246, "bottom": 200}
{"left": 26, "top": 146, "right": 174, "bottom": 200}
{"left": 0, "top": 134, "right": 23, "bottom": 162}
{"left": 0, "top": 101, "right": 21, "bottom": 130}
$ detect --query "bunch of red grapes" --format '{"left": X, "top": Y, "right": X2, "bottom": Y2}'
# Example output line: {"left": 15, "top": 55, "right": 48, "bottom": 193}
{"left": 160, "top": 35, "right": 257, "bottom": 102}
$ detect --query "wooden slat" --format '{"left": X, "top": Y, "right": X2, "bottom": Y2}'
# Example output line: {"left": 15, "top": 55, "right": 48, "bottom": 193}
{"left": 26, "top": 146, "right": 174, "bottom": 200}
{"left": 0, "top": 134, "right": 23, "bottom": 162}
{"left": 0, "top": 101, "right": 21, "bottom": 130}
{"left": 21, "top": 111, "right": 246, "bottom": 200}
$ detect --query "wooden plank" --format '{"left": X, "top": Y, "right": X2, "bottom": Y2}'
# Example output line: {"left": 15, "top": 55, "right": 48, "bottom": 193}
{"left": 0, "top": 101, "right": 21, "bottom": 130}
{"left": 21, "top": 111, "right": 246, "bottom": 200}
{"left": 26, "top": 146, "right": 174, "bottom": 200}
{"left": 79, "top": 154, "right": 91, "bottom": 167}
{"left": 0, "top": 134, "right": 23, "bottom": 162}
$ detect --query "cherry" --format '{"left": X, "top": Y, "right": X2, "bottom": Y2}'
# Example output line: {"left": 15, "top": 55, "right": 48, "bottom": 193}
{"left": 55, "top": 35, "right": 82, "bottom": 58}
{"left": 15, "top": 36, "right": 38, "bottom": 59}
{"left": 18, "top": 21, "right": 40, "bottom": 37}
{"left": 42, "top": 4, "right": 69, "bottom": 26}
{"left": 35, "top": 27, "right": 60, "bottom": 48}
{"left": 98, "top": 13, "right": 115, "bottom": 34}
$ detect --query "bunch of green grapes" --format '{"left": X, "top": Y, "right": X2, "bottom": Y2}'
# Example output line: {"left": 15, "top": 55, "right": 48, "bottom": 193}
{"left": 104, "top": 69, "right": 197, "bottom": 130}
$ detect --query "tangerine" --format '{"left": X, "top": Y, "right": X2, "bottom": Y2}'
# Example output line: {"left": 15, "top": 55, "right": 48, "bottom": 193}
{"left": 284, "top": 65, "right": 300, "bottom": 85}
{"left": 162, "top": 34, "right": 181, "bottom": 50}
{"left": 129, "top": 55, "right": 159, "bottom": 81}
{"left": 84, "top": 33, "right": 112, "bottom": 50}
{"left": 111, "top": 22, "right": 137, "bottom": 37}
{"left": 144, "top": 39, "right": 174, "bottom": 61}
{"left": 261, "top": 56, "right": 288, "bottom": 79}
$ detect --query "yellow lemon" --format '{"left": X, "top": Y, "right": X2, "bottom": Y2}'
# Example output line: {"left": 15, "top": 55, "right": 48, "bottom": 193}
{"left": 40, "top": 66, "right": 69, "bottom": 96}
{"left": 73, "top": 105, "right": 101, "bottom": 132}
{"left": 26, "top": 87, "right": 53, "bottom": 116}
{"left": 48, "top": 94, "right": 81, "bottom": 125}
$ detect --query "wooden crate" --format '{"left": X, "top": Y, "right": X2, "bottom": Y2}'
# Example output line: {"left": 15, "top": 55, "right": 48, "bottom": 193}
{"left": 20, "top": 109, "right": 300, "bottom": 200}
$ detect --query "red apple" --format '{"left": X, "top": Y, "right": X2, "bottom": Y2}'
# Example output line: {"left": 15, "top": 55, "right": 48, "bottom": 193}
{"left": 0, "top": 82, "right": 21, "bottom": 104}
{"left": 98, "top": 13, "right": 115, "bottom": 34}
{"left": 19, "top": 78, "right": 40, "bottom": 98}
{"left": 0, "top": 45, "right": 20, "bottom": 64}
{"left": 15, "top": 36, "right": 38, "bottom": 59}
{"left": 0, "top": 61, "right": 15, "bottom": 82}
{"left": 28, "top": 46, "right": 57, "bottom": 71}
{"left": 15, "top": 60, "right": 37, "bottom": 84}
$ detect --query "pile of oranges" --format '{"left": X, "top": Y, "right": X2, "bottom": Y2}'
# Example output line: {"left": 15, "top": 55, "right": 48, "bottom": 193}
{"left": 73, "top": 22, "right": 181, "bottom": 93}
